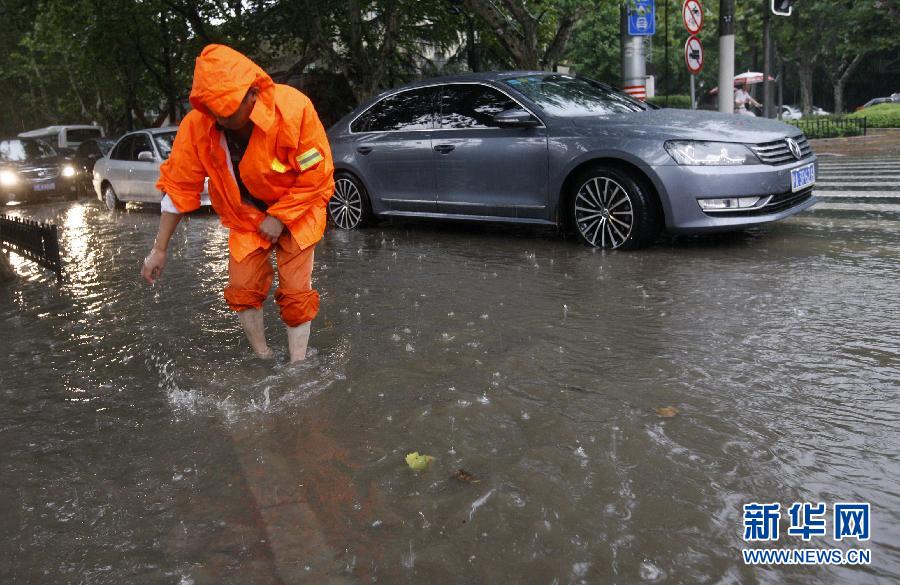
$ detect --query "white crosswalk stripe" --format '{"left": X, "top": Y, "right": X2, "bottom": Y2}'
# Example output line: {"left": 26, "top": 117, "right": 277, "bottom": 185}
{"left": 812, "top": 155, "right": 900, "bottom": 213}
{"left": 817, "top": 182, "right": 900, "bottom": 187}
{"left": 814, "top": 203, "right": 900, "bottom": 212}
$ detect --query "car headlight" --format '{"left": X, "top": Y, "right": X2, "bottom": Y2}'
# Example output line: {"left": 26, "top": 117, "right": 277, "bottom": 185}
{"left": 0, "top": 169, "right": 19, "bottom": 187}
{"left": 61, "top": 165, "right": 76, "bottom": 178}
{"left": 665, "top": 141, "right": 760, "bottom": 166}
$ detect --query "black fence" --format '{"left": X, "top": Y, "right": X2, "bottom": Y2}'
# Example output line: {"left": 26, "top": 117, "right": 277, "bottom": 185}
{"left": 0, "top": 215, "right": 62, "bottom": 281}
{"left": 789, "top": 117, "right": 868, "bottom": 139}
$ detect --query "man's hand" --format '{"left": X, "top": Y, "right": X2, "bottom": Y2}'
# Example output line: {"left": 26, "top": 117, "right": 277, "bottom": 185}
{"left": 141, "top": 248, "right": 167, "bottom": 284}
{"left": 258, "top": 215, "right": 284, "bottom": 243}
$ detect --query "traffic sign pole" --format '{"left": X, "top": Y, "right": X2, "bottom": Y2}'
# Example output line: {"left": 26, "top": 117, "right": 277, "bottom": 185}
{"left": 690, "top": 75, "right": 696, "bottom": 110}
{"left": 682, "top": 1, "right": 704, "bottom": 110}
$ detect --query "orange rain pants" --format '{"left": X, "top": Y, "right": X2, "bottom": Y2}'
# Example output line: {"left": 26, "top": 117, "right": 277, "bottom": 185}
{"left": 224, "top": 231, "right": 318, "bottom": 327}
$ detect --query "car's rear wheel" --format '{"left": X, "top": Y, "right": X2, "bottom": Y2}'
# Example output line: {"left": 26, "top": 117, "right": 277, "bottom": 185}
{"left": 328, "top": 172, "right": 371, "bottom": 230}
{"left": 569, "top": 165, "right": 660, "bottom": 250}
{"left": 103, "top": 183, "right": 124, "bottom": 211}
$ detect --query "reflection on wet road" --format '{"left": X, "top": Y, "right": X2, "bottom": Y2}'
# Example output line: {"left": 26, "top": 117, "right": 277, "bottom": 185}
{"left": 2, "top": 198, "right": 899, "bottom": 584}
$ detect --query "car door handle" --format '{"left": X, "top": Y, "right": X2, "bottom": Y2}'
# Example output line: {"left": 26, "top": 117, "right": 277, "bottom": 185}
{"left": 356, "top": 146, "right": 373, "bottom": 155}
{"left": 434, "top": 144, "right": 455, "bottom": 154}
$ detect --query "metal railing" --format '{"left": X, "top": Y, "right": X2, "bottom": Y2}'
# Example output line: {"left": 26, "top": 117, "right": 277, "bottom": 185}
{"left": 790, "top": 117, "right": 868, "bottom": 139}
{"left": 0, "top": 215, "right": 62, "bottom": 281}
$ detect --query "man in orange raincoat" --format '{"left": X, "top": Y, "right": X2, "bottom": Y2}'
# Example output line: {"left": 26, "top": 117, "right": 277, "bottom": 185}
{"left": 140, "top": 44, "right": 334, "bottom": 362}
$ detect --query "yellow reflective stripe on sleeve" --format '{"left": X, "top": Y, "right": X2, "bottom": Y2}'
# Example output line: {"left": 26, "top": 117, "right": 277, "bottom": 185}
{"left": 270, "top": 158, "right": 288, "bottom": 173}
{"left": 297, "top": 147, "right": 324, "bottom": 171}
{"left": 297, "top": 147, "right": 320, "bottom": 163}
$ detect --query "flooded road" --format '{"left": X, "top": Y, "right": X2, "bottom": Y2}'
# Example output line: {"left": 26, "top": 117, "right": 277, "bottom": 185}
{"left": 2, "top": 198, "right": 899, "bottom": 584}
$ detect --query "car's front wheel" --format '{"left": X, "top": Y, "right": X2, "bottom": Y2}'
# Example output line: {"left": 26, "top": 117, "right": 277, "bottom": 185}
{"left": 103, "top": 183, "right": 124, "bottom": 211}
{"left": 569, "top": 165, "right": 660, "bottom": 250}
{"left": 328, "top": 172, "right": 371, "bottom": 230}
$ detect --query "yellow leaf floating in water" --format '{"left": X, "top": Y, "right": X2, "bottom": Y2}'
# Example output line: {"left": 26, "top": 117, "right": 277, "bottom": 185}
{"left": 654, "top": 406, "right": 679, "bottom": 418}
{"left": 405, "top": 452, "right": 435, "bottom": 471}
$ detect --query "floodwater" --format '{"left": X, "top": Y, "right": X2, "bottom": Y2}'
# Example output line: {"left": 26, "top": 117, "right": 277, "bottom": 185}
{"left": 2, "top": 199, "right": 899, "bottom": 584}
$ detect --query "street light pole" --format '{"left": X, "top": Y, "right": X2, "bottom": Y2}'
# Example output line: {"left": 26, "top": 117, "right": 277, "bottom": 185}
{"left": 718, "top": 0, "right": 735, "bottom": 113}
{"left": 763, "top": 0, "right": 773, "bottom": 117}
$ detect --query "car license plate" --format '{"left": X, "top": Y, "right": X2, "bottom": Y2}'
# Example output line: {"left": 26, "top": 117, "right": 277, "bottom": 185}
{"left": 790, "top": 163, "right": 815, "bottom": 192}
{"left": 34, "top": 182, "right": 56, "bottom": 192}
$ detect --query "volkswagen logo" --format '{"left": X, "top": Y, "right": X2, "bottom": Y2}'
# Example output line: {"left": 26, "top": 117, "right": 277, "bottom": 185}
{"left": 786, "top": 137, "right": 802, "bottom": 160}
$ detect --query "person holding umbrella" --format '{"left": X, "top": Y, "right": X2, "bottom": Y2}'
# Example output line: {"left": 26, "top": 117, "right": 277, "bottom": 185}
{"left": 734, "top": 81, "right": 761, "bottom": 116}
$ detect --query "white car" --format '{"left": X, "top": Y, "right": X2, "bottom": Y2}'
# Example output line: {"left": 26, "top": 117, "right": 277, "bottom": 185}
{"left": 92, "top": 127, "right": 210, "bottom": 211}
{"left": 779, "top": 105, "right": 803, "bottom": 120}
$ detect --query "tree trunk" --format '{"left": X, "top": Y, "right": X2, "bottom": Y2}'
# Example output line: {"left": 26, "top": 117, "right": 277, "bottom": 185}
{"left": 831, "top": 53, "right": 864, "bottom": 115}
{"left": 796, "top": 57, "right": 814, "bottom": 115}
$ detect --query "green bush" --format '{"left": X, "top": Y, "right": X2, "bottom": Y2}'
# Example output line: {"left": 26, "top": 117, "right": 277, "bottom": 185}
{"left": 647, "top": 94, "right": 692, "bottom": 109}
{"left": 785, "top": 117, "right": 867, "bottom": 139}
{"left": 847, "top": 102, "right": 900, "bottom": 128}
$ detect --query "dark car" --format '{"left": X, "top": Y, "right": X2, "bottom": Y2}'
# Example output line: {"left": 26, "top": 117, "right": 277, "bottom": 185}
{"left": 0, "top": 138, "right": 79, "bottom": 205}
{"left": 327, "top": 72, "right": 816, "bottom": 249}
{"left": 71, "top": 137, "right": 116, "bottom": 196}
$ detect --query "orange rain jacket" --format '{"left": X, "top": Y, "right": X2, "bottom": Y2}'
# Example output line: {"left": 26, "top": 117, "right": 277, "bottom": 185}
{"left": 157, "top": 44, "right": 334, "bottom": 262}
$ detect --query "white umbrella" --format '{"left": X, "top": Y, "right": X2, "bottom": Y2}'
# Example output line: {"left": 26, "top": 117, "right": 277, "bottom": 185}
{"left": 733, "top": 71, "right": 775, "bottom": 85}
{"left": 708, "top": 72, "right": 776, "bottom": 95}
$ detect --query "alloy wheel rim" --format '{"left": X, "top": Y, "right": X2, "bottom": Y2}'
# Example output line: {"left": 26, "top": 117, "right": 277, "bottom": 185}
{"left": 574, "top": 176, "right": 634, "bottom": 249}
{"left": 329, "top": 178, "right": 363, "bottom": 229}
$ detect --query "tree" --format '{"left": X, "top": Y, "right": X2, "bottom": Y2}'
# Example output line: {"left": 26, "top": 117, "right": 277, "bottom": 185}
{"left": 462, "top": 0, "right": 597, "bottom": 70}
{"left": 777, "top": 0, "right": 900, "bottom": 114}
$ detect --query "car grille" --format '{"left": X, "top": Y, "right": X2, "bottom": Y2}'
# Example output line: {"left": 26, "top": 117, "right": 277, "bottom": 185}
{"left": 19, "top": 167, "right": 60, "bottom": 180}
{"left": 750, "top": 136, "right": 812, "bottom": 165}
{"left": 707, "top": 187, "right": 814, "bottom": 217}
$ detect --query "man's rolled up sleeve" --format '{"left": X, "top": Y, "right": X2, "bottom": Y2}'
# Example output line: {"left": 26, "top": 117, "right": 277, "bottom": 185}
{"left": 156, "top": 115, "right": 206, "bottom": 213}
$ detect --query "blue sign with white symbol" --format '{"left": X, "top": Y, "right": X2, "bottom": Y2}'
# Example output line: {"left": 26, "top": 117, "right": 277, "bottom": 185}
{"left": 628, "top": 0, "right": 656, "bottom": 36}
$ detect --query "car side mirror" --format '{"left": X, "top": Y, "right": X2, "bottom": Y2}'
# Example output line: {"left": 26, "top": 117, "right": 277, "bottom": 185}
{"left": 137, "top": 150, "right": 155, "bottom": 162}
{"left": 493, "top": 108, "right": 540, "bottom": 128}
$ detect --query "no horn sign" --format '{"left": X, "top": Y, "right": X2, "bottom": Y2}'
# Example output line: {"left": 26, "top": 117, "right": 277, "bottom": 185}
{"left": 685, "top": 35, "right": 703, "bottom": 74}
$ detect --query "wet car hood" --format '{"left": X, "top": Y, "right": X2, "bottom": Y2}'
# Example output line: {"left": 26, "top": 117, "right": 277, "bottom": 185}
{"left": 2, "top": 158, "right": 61, "bottom": 173}
{"left": 568, "top": 108, "right": 801, "bottom": 143}
{"left": 1, "top": 157, "right": 63, "bottom": 180}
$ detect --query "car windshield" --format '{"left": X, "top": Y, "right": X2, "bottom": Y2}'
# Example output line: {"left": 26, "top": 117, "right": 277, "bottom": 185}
{"left": 0, "top": 139, "right": 56, "bottom": 162}
{"left": 98, "top": 139, "right": 116, "bottom": 156}
{"left": 503, "top": 75, "right": 649, "bottom": 117}
{"left": 153, "top": 132, "right": 177, "bottom": 159}
{"left": 67, "top": 128, "right": 103, "bottom": 143}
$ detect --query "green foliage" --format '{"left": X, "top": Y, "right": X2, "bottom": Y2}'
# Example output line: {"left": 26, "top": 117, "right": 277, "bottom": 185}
{"left": 1, "top": 0, "right": 899, "bottom": 135}
{"left": 564, "top": 2, "right": 620, "bottom": 82}
{"left": 847, "top": 103, "right": 900, "bottom": 128}
{"left": 647, "top": 95, "right": 692, "bottom": 109}
{"left": 785, "top": 117, "right": 867, "bottom": 139}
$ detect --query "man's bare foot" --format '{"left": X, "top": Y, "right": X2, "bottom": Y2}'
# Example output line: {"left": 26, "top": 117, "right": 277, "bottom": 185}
{"left": 254, "top": 347, "right": 275, "bottom": 359}
{"left": 286, "top": 321, "right": 311, "bottom": 362}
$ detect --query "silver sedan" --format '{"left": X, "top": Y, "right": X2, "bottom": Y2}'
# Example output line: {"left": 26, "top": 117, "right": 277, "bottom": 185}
{"left": 326, "top": 72, "right": 817, "bottom": 249}
{"left": 93, "top": 127, "right": 210, "bottom": 211}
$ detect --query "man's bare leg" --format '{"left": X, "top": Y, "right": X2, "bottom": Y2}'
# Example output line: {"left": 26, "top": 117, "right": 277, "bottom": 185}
{"left": 238, "top": 307, "right": 273, "bottom": 359}
{"left": 286, "top": 321, "right": 311, "bottom": 362}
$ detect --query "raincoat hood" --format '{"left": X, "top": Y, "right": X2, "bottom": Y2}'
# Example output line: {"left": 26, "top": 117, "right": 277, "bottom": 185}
{"left": 189, "top": 44, "right": 274, "bottom": 118}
